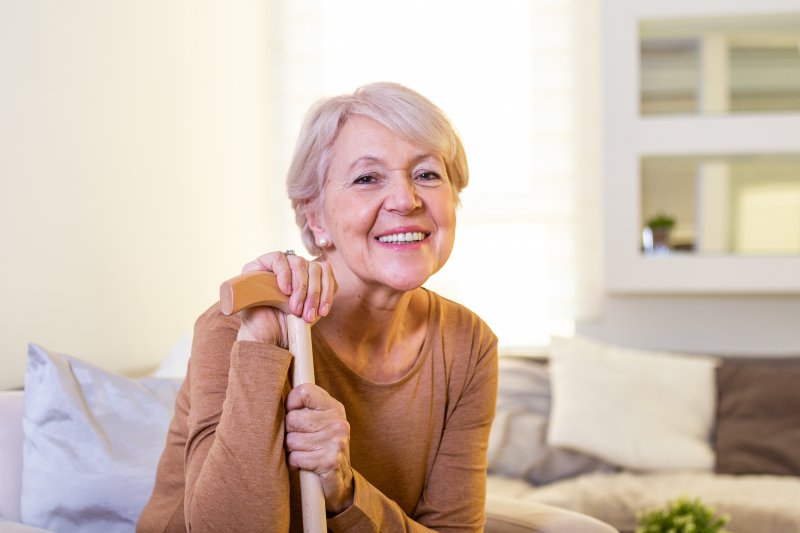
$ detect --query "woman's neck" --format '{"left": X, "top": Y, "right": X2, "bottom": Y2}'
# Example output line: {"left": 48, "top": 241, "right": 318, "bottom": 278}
{"left": 314, "top": 284, "right": 429, "bottom": 382}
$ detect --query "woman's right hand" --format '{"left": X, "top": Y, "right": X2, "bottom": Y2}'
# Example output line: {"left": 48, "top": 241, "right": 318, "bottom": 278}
{"left": 235, "top": 251, "right": 337, "bottom": 348}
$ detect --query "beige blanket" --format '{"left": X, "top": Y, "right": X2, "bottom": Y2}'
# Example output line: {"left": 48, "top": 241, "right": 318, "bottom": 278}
{"left": 488, "top": 472, "right": 800, "bottom": 533}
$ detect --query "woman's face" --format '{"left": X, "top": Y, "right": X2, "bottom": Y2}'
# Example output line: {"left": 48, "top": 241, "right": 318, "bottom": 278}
{"left": 311, "top": 115, "right": 457, "bottom": 294}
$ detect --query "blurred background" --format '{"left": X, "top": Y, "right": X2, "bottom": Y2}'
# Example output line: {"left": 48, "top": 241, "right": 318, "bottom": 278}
{"left": 0, "top": 0, "right": 601, "bottom": 388}
{"left": 3, "top": 0, "right": 800, "bottom": 390}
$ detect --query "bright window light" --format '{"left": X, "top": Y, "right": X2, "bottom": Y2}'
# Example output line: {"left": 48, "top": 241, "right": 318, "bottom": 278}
{"left": 272, "top": 0, "right": 596, "bottom": 352}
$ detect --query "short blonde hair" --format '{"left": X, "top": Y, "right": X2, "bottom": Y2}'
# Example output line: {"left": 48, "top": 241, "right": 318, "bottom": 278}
{"left": 286, "top": 82, "right": 469, "bottom": 256}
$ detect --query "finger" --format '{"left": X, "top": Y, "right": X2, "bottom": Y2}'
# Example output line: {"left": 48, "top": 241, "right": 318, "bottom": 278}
{"left": 285, "top": 406, "right": 347, "bottom": 434}
{"left": 241, "top": 252, "right": 279, "bottom": 274}
{"left": 317, "top": 261, "right": 336, "bottom": 317}
{"left": 287, "top": 449, "right": 334, "bottom": 474}
{"left": 285, "top": 408, "right": 321, "bottom": 434}
{"left": 286, "top": 384, "right": 348, "bottom": 419}
{"left": 303, "top": 262, "right": 322, "bottom": 323}
{"left": 285, "top": 422, "right": 344, "bottom": 450}
{"left": 286, "top": 433, "right": 348, "bottom": 472}
{"left": 285, "top": 383, "right": 327, "bottom": 413}
{"left": 241, "top": 252, "right": 293, "bottom": 296}
{"left": 272, "top": 254, "right": 294, "bottom": 296}
{"left": 286, "top": 255, "right": 309, "bottom": 316}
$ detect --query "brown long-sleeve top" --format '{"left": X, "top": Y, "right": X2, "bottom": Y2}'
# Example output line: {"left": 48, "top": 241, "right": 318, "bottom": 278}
{"left": 137, "top": 289, "right": 498, "bottom": 532}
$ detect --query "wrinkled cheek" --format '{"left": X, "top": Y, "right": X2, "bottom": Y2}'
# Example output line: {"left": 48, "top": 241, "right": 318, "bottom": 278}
{"left": 330, "top": 216, "right": 353, "bottom": 242}
{"left": 333, "top": 219, "right": 368, "bottom": 262}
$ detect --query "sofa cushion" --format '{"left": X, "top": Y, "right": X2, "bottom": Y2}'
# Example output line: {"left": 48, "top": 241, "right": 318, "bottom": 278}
{"left": 0, "top": 518, "right": 52, "bottom": 533}
{"left": 21, "top": 344, "right": 181, "bottom": 533}
{"left": 547, "top": 336, "right": 718, "bottom": 471}
{"left": 488, "top": 357, "right": 616, "bottom": 485}
{"left": 0, "top": 391, "right": 24, "bottom": 522}
{"left": 715, "top": 358, "right": 800, "bottom": 476}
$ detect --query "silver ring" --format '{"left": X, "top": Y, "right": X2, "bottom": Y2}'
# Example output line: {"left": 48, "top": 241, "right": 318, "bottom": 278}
{"left": 283, "top": 249, "right": 296, "bottom": 257}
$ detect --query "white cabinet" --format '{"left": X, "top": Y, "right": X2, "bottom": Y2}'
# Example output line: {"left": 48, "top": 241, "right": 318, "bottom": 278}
{"left": 603, "top": 0, "right": 800, "bottom": 292}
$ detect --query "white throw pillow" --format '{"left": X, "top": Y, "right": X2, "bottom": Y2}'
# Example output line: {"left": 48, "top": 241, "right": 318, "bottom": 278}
{"left": 21, "top": 344, "right": 181, "bottom": 533}
{"left": 546, "top": 336, "right": 718, "bottom": 472}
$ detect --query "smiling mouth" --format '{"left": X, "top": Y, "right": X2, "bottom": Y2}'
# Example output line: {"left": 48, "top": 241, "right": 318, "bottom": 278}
{"left": 377, "top": 231, "right": 428, "bottom": 244}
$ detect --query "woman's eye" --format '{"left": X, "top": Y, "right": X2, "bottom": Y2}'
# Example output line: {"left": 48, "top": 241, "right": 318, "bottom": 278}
{"left": 354, "top": 174, "right": 377, "bottom": 184}
{"left": 416, "top": 171, "right": 442, "bottom": 182}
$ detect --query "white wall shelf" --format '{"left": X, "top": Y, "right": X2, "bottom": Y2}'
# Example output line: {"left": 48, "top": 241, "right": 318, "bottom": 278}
{"left": 603, "top": 0, "right": 800, "bottom": 293}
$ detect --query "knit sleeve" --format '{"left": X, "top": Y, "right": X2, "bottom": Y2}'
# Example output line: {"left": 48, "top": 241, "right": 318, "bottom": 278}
{"left": 182, "top": 307, "right": 295, "bottom": 532}
{"left": 411, "top": 329, "right": 498, "bottom": 531}
{"left": 325, "top": 470, "right": 434, "bottom": 532}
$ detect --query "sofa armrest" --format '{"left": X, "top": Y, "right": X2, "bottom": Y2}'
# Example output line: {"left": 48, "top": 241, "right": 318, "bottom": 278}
{"left": 486, "top": 496, "right": 619, "bottom": 533}
{"left": 0, "top": 391, "right": 24, "bottom": 522}
{"left": 0, "top": 518, "right": 51, "bottom": 533}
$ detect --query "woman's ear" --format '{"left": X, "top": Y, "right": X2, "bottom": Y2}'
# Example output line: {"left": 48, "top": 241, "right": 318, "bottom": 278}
{"left": 305, "top": 200, "right": 332, "bottom": 249}
{"left": 305, "top": 199, "right": 323, "bottom": 233}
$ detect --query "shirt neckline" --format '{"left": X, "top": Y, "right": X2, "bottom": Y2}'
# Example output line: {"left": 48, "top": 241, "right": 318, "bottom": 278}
{"left": 311, "top": 289, "right": 437, "bottom": 389}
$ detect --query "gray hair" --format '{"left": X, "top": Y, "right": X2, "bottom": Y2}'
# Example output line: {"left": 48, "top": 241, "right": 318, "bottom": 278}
{"left": 286, "top": 82, "right": 469, "bottom": 256}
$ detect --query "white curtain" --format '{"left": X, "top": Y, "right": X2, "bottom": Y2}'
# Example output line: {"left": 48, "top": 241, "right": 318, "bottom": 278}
{"left": 269, "top": 0, "right": 603, "bottom": 351}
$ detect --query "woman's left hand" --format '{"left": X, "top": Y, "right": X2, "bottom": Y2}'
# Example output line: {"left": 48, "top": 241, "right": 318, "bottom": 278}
{"left": 284, "top": 383, "right": 354, "bottom": 514}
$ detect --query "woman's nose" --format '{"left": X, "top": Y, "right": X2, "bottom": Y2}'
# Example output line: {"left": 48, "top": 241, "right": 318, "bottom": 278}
{"left": 384, "top": 177, "right": 422, "bottom": 213}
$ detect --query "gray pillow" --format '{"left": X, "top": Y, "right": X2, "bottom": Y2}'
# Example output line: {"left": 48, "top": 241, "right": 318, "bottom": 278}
{"left": 487, "top": 357, "right": 616, "bottom": 485}
{"left": 714, "top": 357, "right": 800, "bottom": 476}
{"left": 21, "top": 344, "right": 181, "bottom": 533}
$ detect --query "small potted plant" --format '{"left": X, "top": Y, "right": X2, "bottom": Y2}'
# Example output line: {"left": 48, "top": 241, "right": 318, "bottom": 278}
{"left": 645, "top": 212, "right": 676, "bottom": 252}
{"left": 637, "top": 496, "right": 730, "bottom": 533}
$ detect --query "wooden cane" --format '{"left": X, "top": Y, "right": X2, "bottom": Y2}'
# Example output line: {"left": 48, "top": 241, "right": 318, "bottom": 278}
{"left": 220, "top": 270, "right": 327, "bottom": 533}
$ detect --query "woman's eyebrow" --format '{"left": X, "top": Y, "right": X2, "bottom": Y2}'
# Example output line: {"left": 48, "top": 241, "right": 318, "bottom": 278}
{"left": 348, "top": 153, "right": 440, "bottom": 172}
{"left": 349, "top": 155, "right": 382, "bottom": 171}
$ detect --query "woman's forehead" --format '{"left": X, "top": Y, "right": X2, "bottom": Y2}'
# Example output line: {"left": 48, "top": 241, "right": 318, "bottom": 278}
{"left": 332, "top": 116, "right": 442, "bottom": 161}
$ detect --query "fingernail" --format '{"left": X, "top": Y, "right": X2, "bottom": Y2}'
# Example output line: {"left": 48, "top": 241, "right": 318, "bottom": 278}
{"left": 320, "top": 303, "right": 330, "bottom": 316}
{"left": 306, "top": 308, "right": 316, "bottom": 322}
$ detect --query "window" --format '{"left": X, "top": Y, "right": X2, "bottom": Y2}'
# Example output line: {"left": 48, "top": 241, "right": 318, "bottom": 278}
{"left": 270, "top": 0, "right": 602, "bottom": 350}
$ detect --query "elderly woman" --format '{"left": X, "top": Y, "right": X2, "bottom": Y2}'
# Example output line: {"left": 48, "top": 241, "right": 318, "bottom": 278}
{"left": 138, "top": 82, "right": 498, "bottom": 532}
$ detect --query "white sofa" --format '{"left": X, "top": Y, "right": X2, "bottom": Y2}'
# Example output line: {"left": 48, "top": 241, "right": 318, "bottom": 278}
{"left": 0, "top": 344, "right": 617, "bottom": 533}
{"left": 485, "top": 337, "right": 800, "bottom": 533}
{"left": 5, "top": 336, "right": 800, "bottom": 533}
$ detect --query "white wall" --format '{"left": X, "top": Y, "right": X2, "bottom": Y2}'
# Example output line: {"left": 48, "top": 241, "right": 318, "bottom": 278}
{"left": 0, "top": 1, "right": 281, "bottom": 389}
{"left": 3, "top": 2, "right": 795, "bottom": 392}
{"left": 577, "top": 295, "right": 800, "bottom": 355}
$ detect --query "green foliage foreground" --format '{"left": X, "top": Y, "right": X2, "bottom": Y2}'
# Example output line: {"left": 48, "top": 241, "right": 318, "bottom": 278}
{"left": 636, "top": 497, "right": 730, "bottom": 533}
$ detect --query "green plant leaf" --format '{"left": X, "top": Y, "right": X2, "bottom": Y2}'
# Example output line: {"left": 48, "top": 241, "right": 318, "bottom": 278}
{"left": 636, "top": 497, "right": 730, "bottom": 533}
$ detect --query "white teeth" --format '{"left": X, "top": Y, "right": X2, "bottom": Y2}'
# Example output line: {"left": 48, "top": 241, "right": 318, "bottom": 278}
{"left": 378, "top": 232, "right": 426, "bottom": 243}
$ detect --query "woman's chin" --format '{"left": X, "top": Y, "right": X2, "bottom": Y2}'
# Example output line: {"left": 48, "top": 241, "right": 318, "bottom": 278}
{"left": 368, "top": 269, "right": 431, "bottom": 292}
{"left": 378, "top": 269, "right": 432, "bottom": 293}
{"left": 388, "top": 279, "right": 426, "bottom": 293}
